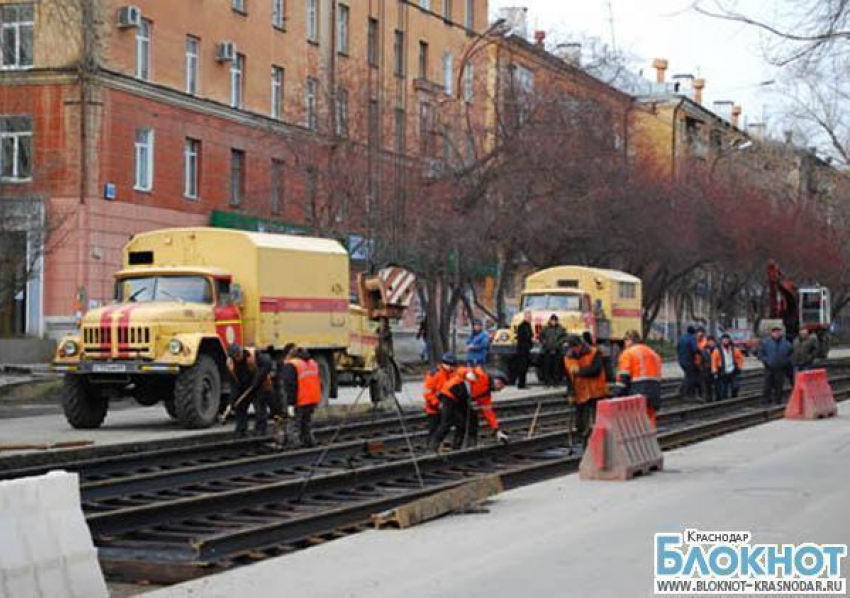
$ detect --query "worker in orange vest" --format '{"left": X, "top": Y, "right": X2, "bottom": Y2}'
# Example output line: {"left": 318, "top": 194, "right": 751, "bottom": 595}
{"left": 564, "top": 336, "right": 608, "bottom": 448}
{"left": 422, "top": 352, "right": 458, "bottom": 437}
{"left": 280, "top": 346, "right": 323, "bottom": 447}
{"left": 428, "top": 367, "right": 510, "bottom": 451}
{"left": 711, "top": 334, "right": 745, "bottom": 400}
{"left": 228, "top": 344, "right": 274, "bottom": 438}
{"left": 613, "top": 330, "right": 662, "bottom": 428}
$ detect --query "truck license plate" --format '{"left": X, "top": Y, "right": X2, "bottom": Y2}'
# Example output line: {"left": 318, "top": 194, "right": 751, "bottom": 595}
{"left": 92, "top": 363, "right": 128, "bottom": 373}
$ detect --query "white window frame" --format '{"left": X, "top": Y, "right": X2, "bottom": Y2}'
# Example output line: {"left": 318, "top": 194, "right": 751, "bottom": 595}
{"left": 232, "top": 0, "right": 246, "bottom": 13}
{"left": 306, "top": 0, "right": 318, "bottom": 42}
{"left": 230, "top": 53, "right": 244, "bottom": 108}
{"left": 0, "top": 115, "right": 33, "bottom": 182}
{"left": 336, "top": 87, "right": 348, "bottom": 137}
{"left": 419, "top": 0, "right": 431, "bottom": 10}
{"left": 443, "top": 0, "right": 452, "bottom": 20}
{"left": 465, "top": 0, "right": 474, "bottom": 29}
{"left": 0, "top": 4, "right": 34, "bottom": 70}
{"left": 337, "top": 4, "right": 349, "bottom": 54}
{"left": 134, "top": 128, "right": 154, "bottom": 192}
{"left": 272, "top": 0, "right": 285, "bottom": 28}
{"left": 183, "top": 138, "right": 200, "bottom": 200}
{"left": 135, "top": 19, "right": 151, "bottom": 80}
{"left": 185, "top": 36, "right": 199, "bottom": 95}
{"left": 271, "top": 66, "right": 284, "bottom": 119}
{"left": 442, "top": 51, "right": 453, "bottom": 95}
{"left": 463, "top": 63, "right": 474, "bottom": 103}
{"left": 305, "top": 77, "right": 318, "bottom": 129}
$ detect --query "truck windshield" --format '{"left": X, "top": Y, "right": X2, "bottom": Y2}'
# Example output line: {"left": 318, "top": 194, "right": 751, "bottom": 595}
{"left": 117, "top": 276, "right": 213, "bottom": 304}
{"left": 522, "top": 294, "right": 582, "bottom": 311}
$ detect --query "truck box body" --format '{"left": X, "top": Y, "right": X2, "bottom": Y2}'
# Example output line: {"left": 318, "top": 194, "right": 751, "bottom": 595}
{"left": 123, "top": 228, "right": 350, "bottom": 350}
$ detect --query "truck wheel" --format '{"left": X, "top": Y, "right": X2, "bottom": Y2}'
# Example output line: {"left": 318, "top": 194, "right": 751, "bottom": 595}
{"left": 314, "top": 353, "right": 333, "bottom": 407}
{"left": 62, "top": 375, "right": 108, "bottom": 429}
{"left": 173, "top": 354, "right": 221, "bottom": 429}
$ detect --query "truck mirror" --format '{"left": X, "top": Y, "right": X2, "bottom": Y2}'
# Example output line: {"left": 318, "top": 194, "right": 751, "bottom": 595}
{"left": 231, "top": 283, "right": 245, "bottom": 307}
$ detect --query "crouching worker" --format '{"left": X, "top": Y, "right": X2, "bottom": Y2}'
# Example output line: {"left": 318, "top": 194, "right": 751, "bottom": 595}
{"left": 613, "top": 330, "right": 662, "bottom": 429}
{"left": 280, "top": 347, "right": 323, "bottom": 448}
{"left": 427, "top": 367, "right": 509, "bottom": 451}
{"left": 564, "top": 336, "right": 608, "bottom": 448}
{"left": 229, "top": 344, "right": 274, "bottom": 438}
{"left": 423, "top": 353, "right": 458, "bottom": 437}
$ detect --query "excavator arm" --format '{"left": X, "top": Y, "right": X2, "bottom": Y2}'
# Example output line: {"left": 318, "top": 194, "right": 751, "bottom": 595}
{"left": 766, "top": 260, "right": 799, "bottom": 336}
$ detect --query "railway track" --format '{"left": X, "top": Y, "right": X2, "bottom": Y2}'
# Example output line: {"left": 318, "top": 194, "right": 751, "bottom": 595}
{"left": 92, "top": 373, "right": 849, "bottom": 584}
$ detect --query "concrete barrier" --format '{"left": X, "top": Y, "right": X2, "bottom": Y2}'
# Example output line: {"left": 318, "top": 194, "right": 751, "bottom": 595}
{"left": 785, "top": 368, "right": 838, "bottom": 420}
{"left": 0, "top": 471, "right": 107, "bottom": 598}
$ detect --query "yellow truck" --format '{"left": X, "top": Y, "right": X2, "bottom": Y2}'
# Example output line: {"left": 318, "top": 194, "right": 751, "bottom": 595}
{"left": 53, "top": 228, "right": 414, "bottom": 429}
{"left": 491, "top": 266, "right": 642, "bottom": 380}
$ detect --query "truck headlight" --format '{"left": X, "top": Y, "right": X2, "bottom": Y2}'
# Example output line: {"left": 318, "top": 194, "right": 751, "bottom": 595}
{"left": 168, "top": 339, "right": 183, "bottom": 355}
{"left": 496, "top": 331, "right": 510, "bottom": 343}
{"left": 63, "top": 340, "right": 79, "bottom": 357}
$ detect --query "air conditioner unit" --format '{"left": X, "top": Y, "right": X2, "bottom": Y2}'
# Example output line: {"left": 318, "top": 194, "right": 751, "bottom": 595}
{"left": 217, "top": 41, "right": 237, "bottom": 62}
{"left": 117, "top": 6, "right": 142, "bottom": 28}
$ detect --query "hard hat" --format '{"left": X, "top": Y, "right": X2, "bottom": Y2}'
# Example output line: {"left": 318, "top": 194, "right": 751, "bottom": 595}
{"left": 441, "top": 352, "right": 458, "bottom": 366}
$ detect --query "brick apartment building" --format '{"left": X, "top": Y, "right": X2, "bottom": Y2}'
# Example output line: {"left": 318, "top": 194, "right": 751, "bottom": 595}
{"left": 0, "top": 0, "right": 490, "bottom": 338}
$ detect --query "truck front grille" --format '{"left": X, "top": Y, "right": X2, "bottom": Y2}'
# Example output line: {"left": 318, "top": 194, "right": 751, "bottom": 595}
{"left": 83, "top": 325, "right": 152, "bottom": 356}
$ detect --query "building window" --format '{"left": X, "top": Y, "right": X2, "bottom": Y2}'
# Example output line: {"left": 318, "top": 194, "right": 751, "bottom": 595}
{"left": 185, "top": 36, "right": 199, "bottom": 95}
{"left": 618, "top": 281, "right": 637, "bottom": 300}
{"left": 134, "top": 128, "right": 154, "bottom": 191}
{"left": 393, "top": 30, "right": 405, "bottom": 77}
{"left": 419, "top": 0, "right": 431, "bottom": 9}
{"left": 418, "top": 41, "right": 428, "bottom": 80}
{"left": 183, "top": 138, "right": 200, "bottom": 200}
{"left": 419, "top": 102, "right": 432, "bottom": 156}
{"left": 337, "top": 4, "right": 349, "bottom": 54}
{"left": 367, "top": 18, "right": 378, "bottom": 67}
{"left": 135, "top": 19, "right": 151, "bottom": 80}
{"left": 465, "top": 0, "right": 474, "bottom": 29}
{"left": 306, "top": 0, "right": 318, "bottom": 42}
{"left": 0, "top": 4, "right": 34, "bottom": 70}
{"left": 0, "top": 115, "right": 32, "bottom": 181}
{"left": 368, "top": 99, "right": 379, "bottom": 148}
{"left": 463, "top": 63, "right": 474, "bottom": 103}
{"left": 272, "top": 0, "right": 285, "bottom": 28}
{"left": 394, "top": 108, "right": 405, "bottom": 155}
{"left": 230, "top": 52, "right": 244, "bottom": 108}
{"left": 336, "top": 87, "right": 348, "bottom": 137}
{"left": 230, "top": 149, "right": 245, "bottom": 206}
{"left": 271, "top": 66, "right": 284, "bottom": 119}
{"left": 271, "top": 159, "right": 284, "bottom": 214}
{"left": 305, "top": 77, "right": 318, "bottom": 129}
{"left": 232, "top": 0, "right": 246, "bottom": 13}
{"left": 443, "top": 0, "right": 452, "bottom": 20}
{"left": 442, "top": 51, "right": 453, "bottom": 95}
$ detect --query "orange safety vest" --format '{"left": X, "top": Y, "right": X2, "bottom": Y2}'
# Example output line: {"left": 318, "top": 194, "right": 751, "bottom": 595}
{"left": 291, "top": 358, "right": 322, "bottom": 407}
{"left": 564, "top": 346, "right": 608, "bottom": 404}
{"left": 711, "top": 346, "right": 744, "bottom": 374}
{"left": 442, "top": 367, "right": 499, "bottom": 429}
{"left": 423, "top": 366, "right": 453, "bottom": 415}
{"left": 229, "top": 348, "right": 273, "bottom": 392}
{"left": 616, "top": 343, "right": 662, "bottom": 385}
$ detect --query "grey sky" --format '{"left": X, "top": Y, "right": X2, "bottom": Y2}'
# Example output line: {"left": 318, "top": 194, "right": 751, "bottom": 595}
{"left": 490, "top": 0, "right": 781, "bottom": 130}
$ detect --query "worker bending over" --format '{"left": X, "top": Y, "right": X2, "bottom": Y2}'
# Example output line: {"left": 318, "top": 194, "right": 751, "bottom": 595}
{"left": 564, "top": 335, "right": 608, "bottom": 448}
{"left": 280, "top": 346, "right": 323, "bottom": 447}
{"left": 422, "top": 352, "right": 458, "bottom": 437}
{"left": 613, "top": 330, "right": 662, "bottom": 428}
{"left": 228, "top": 344, "right": 274, "bottom": 438}
{"left": 428, "top": 367, "right": 510, "bottom": 451}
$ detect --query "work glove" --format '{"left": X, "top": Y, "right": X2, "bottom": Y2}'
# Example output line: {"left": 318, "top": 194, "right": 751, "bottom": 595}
{"left": 287, "top": 406, "right": 296, "bottom": 418}
{"left": 495, "top": 429, "right": 510, "bottom": 444}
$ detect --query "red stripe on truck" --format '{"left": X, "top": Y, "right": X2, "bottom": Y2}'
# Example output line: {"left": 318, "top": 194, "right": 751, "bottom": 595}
{"left": 260, "top": 297, "right": 348, "bottom": 313}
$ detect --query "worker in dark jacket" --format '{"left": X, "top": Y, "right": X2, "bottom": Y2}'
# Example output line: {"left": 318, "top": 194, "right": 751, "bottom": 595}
{"left": 280, "top": 347, "right": 323, "bottom": 447}
{"left": 698, "top": 336, "right": 718, "bottom": 402}
{"left": 676, "top": 326, "right": 699, "bottom": 399}
{"left": 758, "top": 326, "right": 793, "bottom": 405}
{"left": 564, "top": 336, "right": 608, "bottom": 448}
{"left": 791, "top": 327, "right": 819, "bottom": 374}
{"left": 515, "top": 311, "right": 534, "bottom": 389}
{"left": 229, "top": 344, "right": 274, "bottom": 438}
{"left": 539, "top": 314, "right": 567, "bottom": 386}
